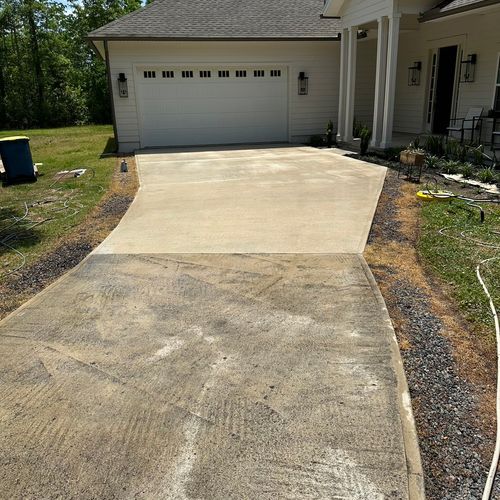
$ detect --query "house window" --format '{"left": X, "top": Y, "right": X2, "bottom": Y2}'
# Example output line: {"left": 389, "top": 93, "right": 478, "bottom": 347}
{"left": 218, "top": 70, "right": 230, "bottom": 78}
{"left": 182, "top": 70, "right": 194, "bottom": 78}
{"left": 200, "top": 70, "right": 211, "bottom": 78}
{"left": 494, "top": 55, "right": 500, "bottom": 111}
{"left": 144, "top": 70, "right": 156, "bottom": 79}
{"left": 236, "top": 70, "right": 247, "bottom": 78}
{"left": 162, "top": 70, "right": 174, "bottom": 79}
{"left": 270, "top": 70, "right": 281, "bottom": 77}
{"left": 254, "top": 70, "right": 265, "bottom": 77}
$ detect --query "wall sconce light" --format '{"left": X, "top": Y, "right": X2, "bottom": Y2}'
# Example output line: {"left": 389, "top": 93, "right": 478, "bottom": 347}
{"left": 118, "top": 73, "right": 128, "bottom": 98}
{"left": 298, "top": 72, "right": 309, "bottom": 95}
{"left": 407, "top": 61, "right": 422, "bottom": 86}
{"left": 460, "top": 54, "right": 477, "bottom": 83}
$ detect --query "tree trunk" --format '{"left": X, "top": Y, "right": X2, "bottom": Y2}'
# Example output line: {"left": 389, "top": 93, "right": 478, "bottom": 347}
{"left": 25, "top": 0, "right": 44, "bottom": 125}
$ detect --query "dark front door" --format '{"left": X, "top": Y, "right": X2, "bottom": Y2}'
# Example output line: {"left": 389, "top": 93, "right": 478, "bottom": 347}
{"left": 433, "top": 45, "right": 458, "bottom": 134}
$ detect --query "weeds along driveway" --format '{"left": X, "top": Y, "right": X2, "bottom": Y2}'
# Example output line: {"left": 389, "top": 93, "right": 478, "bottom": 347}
{"left": 0, "top": 146, "right": 423, "bottom": 499}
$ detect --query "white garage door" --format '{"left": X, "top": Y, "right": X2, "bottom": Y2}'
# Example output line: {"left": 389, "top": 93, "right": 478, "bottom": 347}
{"left": 136, "top": 66, "right": 288, "bottom": 148}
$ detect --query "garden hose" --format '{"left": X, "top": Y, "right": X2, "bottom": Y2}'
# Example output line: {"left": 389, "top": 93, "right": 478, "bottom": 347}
{"left": 433, "top": 196, "right": 500, "bottom": 499}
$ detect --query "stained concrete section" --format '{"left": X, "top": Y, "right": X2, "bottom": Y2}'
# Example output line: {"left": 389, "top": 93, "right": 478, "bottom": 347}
{"left": 0, "top": 254, "right": 411, "bottom": 499}
{"left": 96, "top": 146, "right": 387, "bottom": 254}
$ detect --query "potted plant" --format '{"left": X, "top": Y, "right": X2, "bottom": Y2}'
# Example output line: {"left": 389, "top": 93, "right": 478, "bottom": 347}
{"left": 400, "top": 142, "right": 425, "bottom": 167}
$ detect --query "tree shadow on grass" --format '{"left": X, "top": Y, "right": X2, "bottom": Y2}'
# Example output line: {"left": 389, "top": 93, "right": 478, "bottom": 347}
{"left": 0, "top": 207, "right": 43, "bottom": 263}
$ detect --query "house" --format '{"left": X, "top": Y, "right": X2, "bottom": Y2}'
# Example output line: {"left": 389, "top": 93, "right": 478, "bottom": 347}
{"left": 88, "top": 0, "right": 500, "bottom": 153}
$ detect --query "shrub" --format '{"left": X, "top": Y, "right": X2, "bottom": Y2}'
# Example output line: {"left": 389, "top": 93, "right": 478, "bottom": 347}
{"left": 353, "top": 118, "right": 364, "bottom": 138}
{"left": 425, "top": 155, "right": 440, "bottom": 169}
{"left": 413, "top": 136, "right": 421, "bottom": 149}
{"left": 460, "top": 162, "right": 474, "bottom": 179}
{"left": 309, "top": 135, "right": 324, "bottom": 147}
{"left": 442, "top": 160, "right": 461, "bottom": 174}
{"left": 477, "top": 167, "right": 496, "bottom": 184}
{"left": 326, "top": 120, "right": 334, "bottom": 148}
{"left": 471, "top": 145, "right": 485, "bottom": 166}
{"left": 425, "top": 135, "right": 445, "bottom": 157}
{"left": 445, "top": 139, "right": 460, "bottom": 160}
{"left": 359, "top": 127, "right": 372, "bottom": 155}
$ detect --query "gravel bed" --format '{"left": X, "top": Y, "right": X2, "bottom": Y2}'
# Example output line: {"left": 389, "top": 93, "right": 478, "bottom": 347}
{"left": 368, "top": 170, "right": 500, "bottom": 499}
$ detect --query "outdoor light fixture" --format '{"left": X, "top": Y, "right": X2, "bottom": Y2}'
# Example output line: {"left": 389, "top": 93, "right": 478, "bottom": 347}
{"left": 298, "top": 72, "right": 309, "bottom": 95}
{"left": 408, "top": 61, "right": 422, "bottom": 86}
{"left": 118, "top": 73, "right": 128, "bottom": 98}
{"left": 460, "top": 54, "right": 477, "bottom": 83}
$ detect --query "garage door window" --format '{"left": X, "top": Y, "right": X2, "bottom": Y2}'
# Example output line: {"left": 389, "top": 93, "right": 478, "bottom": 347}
{"left": 254, "top": 70, "right": 265, "bottom": 77}
{"left": 162, "top": 71, "right": 174, "bottom": 79}
{"left": 270, "top": 70, "right": 281, "bottom": 77}
{"left": 182, "top": 70, "right": 194, "bottom": 78}
{"left": 236, "top": 70, "right": 247, "bottom": 78}
{"left": 200, "top": 70, "right": 211, "bottom": 78}
{"left": 144, "top": 71, "right": 156, "bottom": 79}
{"left": 218, "top": 70, "right": 230, "bottom": 78}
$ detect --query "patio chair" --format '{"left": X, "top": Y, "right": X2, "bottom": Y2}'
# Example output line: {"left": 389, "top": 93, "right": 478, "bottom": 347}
{"left": 447, "top": 107, "right": 483, "bottom": 144}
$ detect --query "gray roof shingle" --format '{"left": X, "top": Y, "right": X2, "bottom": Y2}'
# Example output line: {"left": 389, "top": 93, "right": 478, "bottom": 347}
{"left": 88, "top": 0, "right": 341, "bottom": 40}
{"left": 420, "top": 0, "right": 500, "bottom": 21}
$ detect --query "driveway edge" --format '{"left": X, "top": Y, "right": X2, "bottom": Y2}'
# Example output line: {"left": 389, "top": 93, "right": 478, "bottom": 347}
{"left": 359, "top": 256, "right": 426, "bottom": 500}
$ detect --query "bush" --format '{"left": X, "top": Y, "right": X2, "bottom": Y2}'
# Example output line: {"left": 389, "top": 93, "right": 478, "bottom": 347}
{"left": 425, "top": 135, "right": 445, "bottom": 157}
{"left": 326, "top": 120, "right": 334, "bottom": 148}
{"left": 460, "top": 162, "right": 474, "bottom": 179}
{"left": 353, "top": 118, "right": 364, "bottom": 138}
{"left": 425, "top": 155, "right": 440, "bottom": 169}
{"left": 442, "top": 160, "right": 461, "bottom": 174}
{"left": 477, "top": 168, "right": 496, "bottom": 184}
{"left": 471, "top": 145, "right": 485, "bottom": 166}
{"left": 359, "top": 127, "right": 372, "bottom": 155}
{"left": 309, "top": 135, "right": 325, "bottom": 147}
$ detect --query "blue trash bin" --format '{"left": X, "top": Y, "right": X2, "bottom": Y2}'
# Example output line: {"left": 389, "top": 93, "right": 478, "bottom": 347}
{"left": 0, "top": 136, "right": 36, "bottom": 184}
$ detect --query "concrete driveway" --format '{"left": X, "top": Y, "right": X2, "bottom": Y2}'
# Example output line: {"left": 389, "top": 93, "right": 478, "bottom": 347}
{"left": 97, "top": 146, "right": 385, "bottom": 254}
{"left": 0, "top": 146, "right": 423, "bottom": 499}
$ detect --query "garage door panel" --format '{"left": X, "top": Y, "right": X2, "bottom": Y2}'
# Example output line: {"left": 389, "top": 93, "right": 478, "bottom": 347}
{"left": 137, "top": 67, "right": 288, "bottom": 147}
{"left": 143, "top": 125, "right": 283, "bottom": 146}
{"left": 143, "top": 111, "right": 286, "bottom": 131}
{"left": 141, "top": 97, "right": 286, "bottom": 116}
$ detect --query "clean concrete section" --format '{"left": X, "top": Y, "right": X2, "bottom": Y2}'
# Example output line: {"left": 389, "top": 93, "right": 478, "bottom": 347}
{"left": 97, "top": 146, "right": 386, "bottom": 254}
{"left": 1, "top": 254, "right": 412, "bottom": 498}
{"left": 0, "top": 146, "right": 423, "bottom": 498}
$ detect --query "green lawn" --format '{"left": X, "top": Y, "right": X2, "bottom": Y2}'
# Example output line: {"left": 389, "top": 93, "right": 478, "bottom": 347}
{"left": 419, "top": 196, "right": 500, "bottom": 337}
{"left": 0, "top": 125, "right": 116, "bottom": 277}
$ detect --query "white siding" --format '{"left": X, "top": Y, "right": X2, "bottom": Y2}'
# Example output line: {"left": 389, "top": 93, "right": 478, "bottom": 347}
{"left": 108, "top": 41, "right": 339, "bottom": 152}
{"left": 393, "top": 9, "right": 500, "bottom": 137}
{"left": 339, "top": 0, "right": 391, "bottom": 28}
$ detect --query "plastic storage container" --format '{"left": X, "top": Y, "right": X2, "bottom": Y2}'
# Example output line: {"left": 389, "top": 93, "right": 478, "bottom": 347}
{"left": 0, "top": 136, "right": 36, "bottom": 183}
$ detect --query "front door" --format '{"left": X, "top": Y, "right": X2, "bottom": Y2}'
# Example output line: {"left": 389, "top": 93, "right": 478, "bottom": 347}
{"left": 432, "top": 45, "right": 458, "bottom": 134}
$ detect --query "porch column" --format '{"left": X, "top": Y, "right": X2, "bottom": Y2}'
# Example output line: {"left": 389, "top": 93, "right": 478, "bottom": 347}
{"left": 380, "top": 14, "right": 401, "bottom": 149}
{"left": 371, "top": 16, "right": 389, "bottom": 147}
{"left": 344, "top": 25, "right": 358, "bottom": 142}
{"left": 336, "top": 28, "right": 348, "bottom": 142}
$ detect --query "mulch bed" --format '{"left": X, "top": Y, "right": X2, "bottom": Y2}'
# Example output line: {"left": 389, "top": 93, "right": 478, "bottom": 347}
{"left": 366, "top": 169, "right": 500, "bottom": 499}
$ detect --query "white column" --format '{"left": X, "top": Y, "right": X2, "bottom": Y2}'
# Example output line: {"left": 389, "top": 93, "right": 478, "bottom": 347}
{"left": 344, "top": 25, "right": 358, "bottom": 142}
{"left": 336, "top": 28, "right": 348, "bottom": 142}
{"left": 371, "top": 17, "right": 389, "bottom": 148}
{"left": 380, "top": 14, "right": 401, "bottom": 149}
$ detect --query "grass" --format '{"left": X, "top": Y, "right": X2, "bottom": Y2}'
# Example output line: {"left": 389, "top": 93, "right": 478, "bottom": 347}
{"left": 0, "top": 125, "right": 116, "bottom": 278}
{"left": 419, "top": 197, "right": 500, "bottom": 337}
